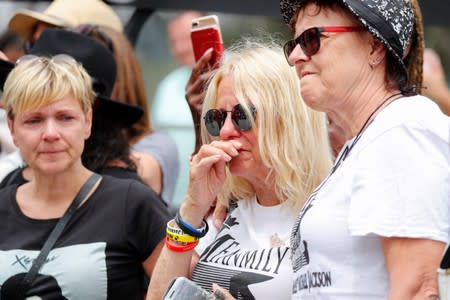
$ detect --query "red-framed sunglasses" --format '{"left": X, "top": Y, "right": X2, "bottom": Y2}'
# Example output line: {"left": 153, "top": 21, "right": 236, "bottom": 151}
{"left": 283, "top": 26, "right": 365, "bottom": 65}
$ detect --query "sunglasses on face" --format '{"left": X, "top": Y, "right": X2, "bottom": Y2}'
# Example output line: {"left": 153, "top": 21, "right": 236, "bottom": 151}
{"left": 15, "top": 54, "right": 77, "bottom": 66}
{"left": 16, "top": 54, "right": 107, "bottom": 94}
{"left": 73, "top": 24, "right": 114, "bottom": 53}
{"left": 204, "top": 104, "right": 257, "bottom": 137}
{"left": 283, "top": 26, "right": 365, "bottom": 65}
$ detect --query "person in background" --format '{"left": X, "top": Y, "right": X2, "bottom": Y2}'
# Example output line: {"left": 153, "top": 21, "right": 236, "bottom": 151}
{"left": 148, "top": 40, "right": 333, "bottom": 300}
{"left": 0, "top": 67, "right": 16, "bottom": 158}
{"left": 74, "top": 24, "right": 179, "bottom": 205}
{"left": 0, "top": 51, "right": 22, "bottom": 181}
{"left": 0, "top": 54, "right": 169, "bottom": 299}
{"left": 0, "top": 32, "right": 23, "bottom": 159}
{"left": 423, "top": 48, "right": 450, "bottom": 115}
{"left": 0, "top": 30, "right": 25, "bottom": 62}
{"left": 185, "top": 47, "right": 218, "bottom": 155}
{"left": 8, "top": 0, "right": 122, "bottom": 44}
{"left": 152, "top": 10, "right": 204, "bottom": 205}
{"left": 281, "top": 0, "right": 450, "bottom": 298}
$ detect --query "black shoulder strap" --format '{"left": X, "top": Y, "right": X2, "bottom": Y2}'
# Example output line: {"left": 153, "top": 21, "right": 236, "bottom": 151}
{"left": 5, "top": 167, "right": 25, "bottom": 186}
{"left": 18, "top": 173, "right": 102, "bottom": 296}
{"left": 441, "top": 244, "right": 450, "bottom": 269}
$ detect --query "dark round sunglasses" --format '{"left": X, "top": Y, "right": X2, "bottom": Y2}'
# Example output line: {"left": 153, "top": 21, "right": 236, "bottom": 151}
{"left": 204, "top": 104, "right": 257, "bottom": 136}
{"left": 283, "top": 26, "right": 365, "bottom": 65}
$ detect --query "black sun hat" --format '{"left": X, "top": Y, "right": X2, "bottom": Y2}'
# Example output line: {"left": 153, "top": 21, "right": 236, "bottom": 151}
{"left": 0, "top": 59, "right": 13, "bottom": 91}
{"left": 0, "top": 28, "right": 142, "bottom": 127}
{"left": 280, "top": 0, "right": 415, "bottom": 82}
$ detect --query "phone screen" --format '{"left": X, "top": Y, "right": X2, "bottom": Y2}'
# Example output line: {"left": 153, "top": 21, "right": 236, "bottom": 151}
{"left": 162, "top": 277, "right": 214, "bottom": 300}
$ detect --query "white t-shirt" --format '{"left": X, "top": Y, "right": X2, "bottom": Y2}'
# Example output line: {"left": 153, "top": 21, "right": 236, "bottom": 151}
{"left": 192, "top": 197, "right": 296, "bottom": 300}
{"left": 291, "top": 95, "right": 450, "bottom": 299}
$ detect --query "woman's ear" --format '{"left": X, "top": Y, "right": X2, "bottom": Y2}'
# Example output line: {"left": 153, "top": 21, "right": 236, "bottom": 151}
{"left": 7, "top": 118, "right": 18, "bottom": 147}
{"left": 84, "top": 109, "right": 93, "bottom": 139}
{"left": 368, "top": 37, "right": 387, "bottom": 67}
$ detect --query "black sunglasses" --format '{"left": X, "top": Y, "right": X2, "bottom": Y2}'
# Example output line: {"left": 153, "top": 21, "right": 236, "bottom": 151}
{"left": 283, "top": 26, "right": 365, "bottom": 65}
{"left": 73, "top": 24, "right": 114, "bottom": 53}
{"left": 204, "top": 104, "right": 257, "bottom": 136}
{"left": 15, "top": 54, "right": 77, "bottom": 66}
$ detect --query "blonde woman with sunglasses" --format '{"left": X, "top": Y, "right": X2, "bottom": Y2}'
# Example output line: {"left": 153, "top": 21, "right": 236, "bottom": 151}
{"left": 148, "top": 40, "right": 333, "bottom": 300}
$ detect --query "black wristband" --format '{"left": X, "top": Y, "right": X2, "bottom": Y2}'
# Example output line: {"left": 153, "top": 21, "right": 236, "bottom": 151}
{"left": 174, "top": 210, "right": 209, "bottom": 238}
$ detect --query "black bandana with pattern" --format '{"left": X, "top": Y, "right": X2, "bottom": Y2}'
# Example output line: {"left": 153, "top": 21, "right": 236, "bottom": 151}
{"left": 280, "top": 0, "right": 414, "bottom": 78}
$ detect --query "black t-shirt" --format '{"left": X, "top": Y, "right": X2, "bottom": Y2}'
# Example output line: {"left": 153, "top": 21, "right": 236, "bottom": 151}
{"left": 0, "top": 175, "right": 170, "bottom": 299}
{"left": 0, "top": 166, "right": 144, "bottom": 190}
{"left": 0, "top": 166, "right": 26, "bottom": 189}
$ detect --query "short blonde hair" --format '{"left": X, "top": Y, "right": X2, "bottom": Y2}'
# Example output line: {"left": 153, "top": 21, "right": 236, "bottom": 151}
{"left": 3, "top": 54, "right": 94, "bottom": 119}
{"left": 201, "top": 39, "right": 333, "bottom": 213}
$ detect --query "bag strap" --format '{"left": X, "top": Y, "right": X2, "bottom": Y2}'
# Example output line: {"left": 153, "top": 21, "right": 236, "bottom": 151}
{"left": 441, "top": 243, "right": 450, "bottom": 269}
{"left": 5, "top": 167, "right": 25, "bottom": 186}
{"left": 18, "top": 173, "right": 101, "bottom": 295}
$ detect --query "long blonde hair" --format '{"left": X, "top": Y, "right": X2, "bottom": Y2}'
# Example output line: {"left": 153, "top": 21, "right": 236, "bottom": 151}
{"left": 201, "top": 40, "right": 333, "bottom": 213}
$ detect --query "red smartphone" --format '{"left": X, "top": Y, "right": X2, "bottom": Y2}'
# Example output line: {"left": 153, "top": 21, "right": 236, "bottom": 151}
{"left": 191, "top": 15, "right": 224, "bottom": 68}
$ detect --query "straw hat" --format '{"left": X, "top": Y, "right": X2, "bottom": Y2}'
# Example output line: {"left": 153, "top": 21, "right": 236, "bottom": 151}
{"left": 9, "top": 0, "right": 123, "bottom": 40}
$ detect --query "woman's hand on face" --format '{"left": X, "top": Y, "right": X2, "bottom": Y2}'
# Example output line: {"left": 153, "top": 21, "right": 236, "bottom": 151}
{"left": 182, "top": 140, "right": 241, "bottom": 222}
{"left": 185, "top": 48, "right": 215, "bottom": 115}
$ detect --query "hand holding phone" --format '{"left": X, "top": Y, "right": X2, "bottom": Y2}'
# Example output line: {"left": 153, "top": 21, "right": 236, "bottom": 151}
{"left": 162, "top": 277, "right": 215, "bottom": 300}
{"left": 191, "top": 15, "right": 224, "bottom": 68}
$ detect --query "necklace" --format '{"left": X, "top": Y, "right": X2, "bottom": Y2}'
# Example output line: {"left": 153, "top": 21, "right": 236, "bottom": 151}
{"left": 331, "top": 92, "right": 403, "bottom": 173}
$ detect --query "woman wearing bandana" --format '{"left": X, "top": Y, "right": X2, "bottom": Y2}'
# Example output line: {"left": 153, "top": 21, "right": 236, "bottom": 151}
{"left": 280, "top": 0, "right": 450, "bottom": 299}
